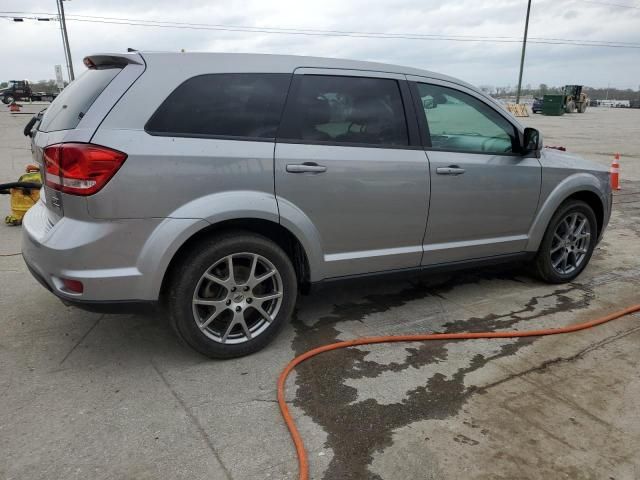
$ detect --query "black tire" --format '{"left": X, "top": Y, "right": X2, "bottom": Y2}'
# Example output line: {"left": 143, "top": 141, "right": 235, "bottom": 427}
{"left": 565, "top": 100, "right": 576, "bottom": 113}
{"left": 2, "top": 96, "right": 12, "bottom": 105}
{"left": 165, "top": 230, "right": 297, "bottom": 359}
{"left": 533, "top": 200, "right": 597, "bottom": 283}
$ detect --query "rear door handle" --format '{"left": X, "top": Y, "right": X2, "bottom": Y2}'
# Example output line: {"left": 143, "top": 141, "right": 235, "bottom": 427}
{"left": 436, "top": 166, "right": 466, "bottom": 175}
{"left": 286, "top": 162, "right": 327, "bottom": 174}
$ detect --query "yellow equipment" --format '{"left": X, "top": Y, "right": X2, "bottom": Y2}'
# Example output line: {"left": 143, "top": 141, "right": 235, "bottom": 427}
{"left": 1, "top": 165, "right": 42, "bottom": 226}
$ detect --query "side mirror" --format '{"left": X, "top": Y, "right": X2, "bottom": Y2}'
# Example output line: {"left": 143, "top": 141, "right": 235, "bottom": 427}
{"left": 523, "top": 127, "right": 541, "bottom": 154}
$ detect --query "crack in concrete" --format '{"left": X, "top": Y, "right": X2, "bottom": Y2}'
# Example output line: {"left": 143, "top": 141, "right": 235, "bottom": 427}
{"left": 150, "top": 359, "right": 234, "bottom": 480}
{"left": 477, "top": 324, "right": 640, "bottom": 397}
{"left": 59, "top": 314, "right": 103, "bottom": 365}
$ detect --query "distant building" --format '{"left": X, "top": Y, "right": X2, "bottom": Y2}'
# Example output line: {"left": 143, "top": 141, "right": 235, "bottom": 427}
{"left": 597, "top": 99, "right": 630, "bottom": 108}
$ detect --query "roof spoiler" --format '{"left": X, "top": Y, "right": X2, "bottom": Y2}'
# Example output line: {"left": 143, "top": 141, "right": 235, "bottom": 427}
{"left": 83, "top": 53, "right": 144, "bottom": 69}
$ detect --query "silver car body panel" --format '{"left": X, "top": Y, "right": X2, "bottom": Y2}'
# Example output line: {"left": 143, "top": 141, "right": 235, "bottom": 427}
{"left": 526, "top": 149, "right": 611, "bottom": 249}
{"left": 22, "top": 52, "right": 611, "bottom": 304}
{"left": 275, "top": 142, "right": 429, "bottom": 278}
{"left": 275, "top": 67, "right": 429, "bottom": 278}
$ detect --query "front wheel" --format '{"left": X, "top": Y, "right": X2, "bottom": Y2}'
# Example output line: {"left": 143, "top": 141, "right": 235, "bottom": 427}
{"left": 565, "top": 100, "right": 576, "bottom": 113}
{"left": 533, "top": 200, "right": 597, "bottom": 283}
{"left": 2, "top": 96, "right": 13, "bottom": 105}
{"left": 166, "top": 231, "right": 297, "bottom": 358}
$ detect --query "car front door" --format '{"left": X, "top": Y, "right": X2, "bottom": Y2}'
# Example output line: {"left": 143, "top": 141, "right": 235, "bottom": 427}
{"left": 275, "top": 69, "right": 429, "bottom": 278}
{"left": 407, "top": 77, "right": 542, "bottom": 265}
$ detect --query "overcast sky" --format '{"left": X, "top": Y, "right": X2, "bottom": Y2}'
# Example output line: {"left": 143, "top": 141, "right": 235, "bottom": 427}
{"left": 1, "top": 0, "right": 639, "bottom": 89}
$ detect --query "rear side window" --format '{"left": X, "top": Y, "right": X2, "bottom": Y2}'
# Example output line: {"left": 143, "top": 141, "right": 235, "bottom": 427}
{"left": 145, "top": 73, "right": 291, "bottom": 139}
{"left": 279, "top": 75, "right": 408, "bottom": 147}
{"left": 39, "top": 68, "right": 121, "bottom": 133}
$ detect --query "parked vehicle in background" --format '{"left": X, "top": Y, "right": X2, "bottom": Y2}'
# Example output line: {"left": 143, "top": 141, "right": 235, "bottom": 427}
{"left": 1, "top": 80, "right": 58, "bottom": 104}
{"left": 22, "top": 52, "right": 612, "bottom": 358}
{"left": 531, "top": 97, "right": 543, "bottom": 113}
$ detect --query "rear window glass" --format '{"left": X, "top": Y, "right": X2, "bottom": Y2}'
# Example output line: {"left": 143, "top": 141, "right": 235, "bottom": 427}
{"left": 38, "top": 68, "right": 121, "bottom": 133}
{"left": 278, "top": 75, "right": 409, "bottom": 147}
{"left": 145, "top": 73, "right": 291, "bottom": 139}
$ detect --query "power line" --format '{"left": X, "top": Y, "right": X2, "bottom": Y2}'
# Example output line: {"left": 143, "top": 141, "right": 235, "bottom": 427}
{"left": 576, "top": 0, "right": 640, "bottom": 9}
{"left": 51, "top": 13, "right": 640, "bottom": 45}
{"left": 2, "top": 11, "right": 640, "bottom": 49}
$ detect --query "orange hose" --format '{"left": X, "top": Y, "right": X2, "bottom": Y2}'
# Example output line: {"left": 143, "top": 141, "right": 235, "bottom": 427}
{"left": 277, "top": 304, "right": 640, "bottom": 480}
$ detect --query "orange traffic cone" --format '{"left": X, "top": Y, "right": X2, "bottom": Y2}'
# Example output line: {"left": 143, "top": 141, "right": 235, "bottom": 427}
{"left": 8, "top": 102, "right": 21, "bottom": 112}
{"left": 610, "top": 153, "right": 621, "bottom": 191}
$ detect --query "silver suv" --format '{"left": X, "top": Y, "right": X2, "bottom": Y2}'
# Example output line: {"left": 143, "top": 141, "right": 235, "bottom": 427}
{"left": 23, "top": 52, "right": 611, "bottom": 358}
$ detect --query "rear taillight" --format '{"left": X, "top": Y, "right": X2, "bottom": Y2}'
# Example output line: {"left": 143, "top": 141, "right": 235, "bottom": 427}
{"left": 43, "top": 143, "right": 127, "bottom": 196}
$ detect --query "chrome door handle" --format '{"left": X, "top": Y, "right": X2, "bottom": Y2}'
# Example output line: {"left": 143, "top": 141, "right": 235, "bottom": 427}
{"left": 436, "top": 166, "right": 466, "bottom": 175}
{"left": 286, "top": 163, "right": 327, "bottom": 174}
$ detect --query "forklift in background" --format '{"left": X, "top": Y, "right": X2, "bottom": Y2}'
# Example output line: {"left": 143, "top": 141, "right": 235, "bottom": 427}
{"left": 542, "top": 85, "right": 589, "bottom": 116}
{"left": 563, "top": 85, "right": 589, "bottom": 113}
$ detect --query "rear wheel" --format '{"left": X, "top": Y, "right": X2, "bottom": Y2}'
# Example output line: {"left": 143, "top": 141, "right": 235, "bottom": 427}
{"left": 533, "top": 200, "right": 597, "bottom": 283}
{"left": 2, "top": 95, "right": 14, "bottom": 105}
{"left": 166, "top": 231, "right": 297, "bottom": 358}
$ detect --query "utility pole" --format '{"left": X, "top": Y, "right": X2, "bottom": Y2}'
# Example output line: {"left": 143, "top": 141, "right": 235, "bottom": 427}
{"left": 515, "top": 0, "right": 532, "bottom": 104}
{"left": 56, "top": 0, "right": 74, "bottom": 82}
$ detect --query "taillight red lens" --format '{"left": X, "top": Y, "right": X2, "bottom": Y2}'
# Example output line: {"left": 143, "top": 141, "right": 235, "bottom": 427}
{"left": 43, "top": 143, "right": 127, "bottom": 196}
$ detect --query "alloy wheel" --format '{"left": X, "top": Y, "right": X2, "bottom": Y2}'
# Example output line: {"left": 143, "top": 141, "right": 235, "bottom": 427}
{"left": 550, "top": 212, "right": 591, "bottom": 275}
{"left": 191, "top": 253, "right": 283, "bottom": 344}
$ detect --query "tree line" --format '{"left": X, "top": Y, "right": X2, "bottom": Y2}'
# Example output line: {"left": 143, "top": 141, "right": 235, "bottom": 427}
{"left": 479, "top": 84, "right": 640, "bottom": 100}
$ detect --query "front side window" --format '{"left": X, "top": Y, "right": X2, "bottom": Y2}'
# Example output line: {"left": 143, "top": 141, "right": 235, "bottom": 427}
{"left": 279, "top": 75, "right": 408, "bottom": 147}
{"left": 146, "top": 73, "right": 291, "bottom": 139}
{"left": 416, "top": 83, "right": 517, "bottom": 154}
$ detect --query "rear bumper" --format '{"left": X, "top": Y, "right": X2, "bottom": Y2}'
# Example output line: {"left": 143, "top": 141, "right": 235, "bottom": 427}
{"left": 24, "top": 258, "right": 154, "bottom": 313}
{"left": 21, "top": 200, "right": 206, "bottom": 304}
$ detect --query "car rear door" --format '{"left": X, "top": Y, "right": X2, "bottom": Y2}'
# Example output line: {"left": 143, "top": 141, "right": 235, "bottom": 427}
{"left": 406, "top": 76, "right": 541, "bottom": 265}
{"left": 274, "top": 69, "right": 429, "bottom": 278}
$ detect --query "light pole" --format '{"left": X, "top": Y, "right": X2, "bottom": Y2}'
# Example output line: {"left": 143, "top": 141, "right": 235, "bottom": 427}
{"left": 56, "top": 0, "right": 74, "bottom": 82}
{"left": 516, "top": 0, "right": 532, "bottom": 104}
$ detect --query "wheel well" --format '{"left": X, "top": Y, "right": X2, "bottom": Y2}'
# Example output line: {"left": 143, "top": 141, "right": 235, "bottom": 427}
{"left": 566, "top": 190, "right": 604, "bottom": 237}
{"left": 161, "top": 219, "right": 311, "bottom": 297}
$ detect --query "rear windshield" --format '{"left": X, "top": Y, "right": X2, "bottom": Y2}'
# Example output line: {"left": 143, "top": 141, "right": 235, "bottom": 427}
{"left": 38, "top": 67, "right": 121, "bottom": 133}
